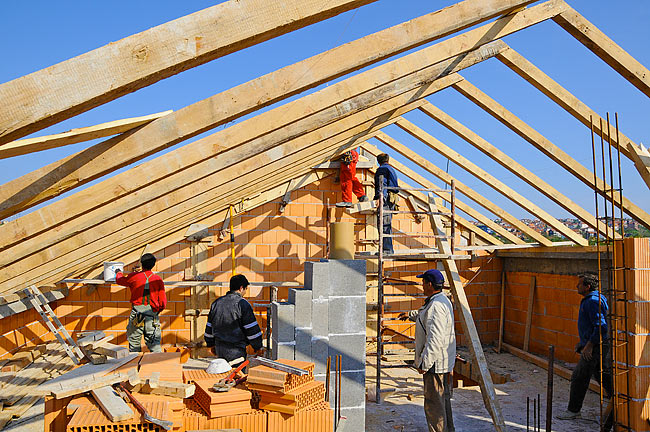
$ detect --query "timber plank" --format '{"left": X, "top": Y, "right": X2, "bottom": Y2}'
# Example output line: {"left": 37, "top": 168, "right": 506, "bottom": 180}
{"left": 0, "top": 0, "right": 565, "bottom": 229}
{"left": 0, "top": 0, "right": 376, "bottom": 145}
{"left": 453, "top": 78, "right": 650, "bottom": 230}
{"left": 90, "top": 386, "right": 133, "bottom": 422}
{"left": 395, "top": 117, "right": 588, "bottom": 245}
{"left": 374, "top": 131, "right": 552, "bottom": 245}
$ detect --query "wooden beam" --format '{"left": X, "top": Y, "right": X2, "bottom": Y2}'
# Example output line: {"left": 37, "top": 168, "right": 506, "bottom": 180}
{"left": 453, "top": 78, "right": 650, "bottom": 230}
{"left": 496, "top": 47, "right": 650, "bottom": 190}
{"left": 51, "top": 373, "right": 128, "bottom": 399}
{"left": 373, "top": 131, "right": 553, "bottom": 245}
{"left": 553, "top": 3, "right": 650, "bottom": 99}
{"left": 0, "top": 46, "right": 486, "bottom": 283}
{"left": 501, "top": 342, "right": 600, "bottom": 393}
{"left": 523, "top": 276, "right": 536, "bottom": 352}
{"left": 0, "top": 88, "right": 433, "bottom": 290}
{"left": 0, "top": 37, "right": 498, "bottom": 258}
{"left": 0, "top": 0, "right": 376, "bottom": 145}
{"left": 362, "top": 145, "right": 504, "bottom": 246}
{"left": 91, "top": 385, "right": 133, "bottom": 422}
{"left": 428, "top": 195, "right": 506, "bottom": 431}
{"left": 395, "top": 117, "right": 588, "bottom": 245}
{"left": 0, "top": 111, "right": 172, "bottom": 159}
{"left": 0, "top": 0, "right": 566, "bottom": 219}
{"left": 419, "top": 102, "right": 607, "bottom": 237}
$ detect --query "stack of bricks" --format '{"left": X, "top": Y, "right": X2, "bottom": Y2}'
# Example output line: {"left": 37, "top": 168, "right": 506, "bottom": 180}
{"left": 615, "top": 238, "right": 650, "bottom": 431}
{"left": 271, "top": 259, "right": 366, "bottom": 431}
{"left": 193, "top": 381, "right": 253, "bottom": 418}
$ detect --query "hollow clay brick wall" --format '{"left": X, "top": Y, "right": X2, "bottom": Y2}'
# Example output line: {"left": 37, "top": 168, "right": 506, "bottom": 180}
{"left": 502, "top": 271, "right": 582, "bottom": 363}
{"left": 0, "top": 170, "right": 503, "bottom": 357}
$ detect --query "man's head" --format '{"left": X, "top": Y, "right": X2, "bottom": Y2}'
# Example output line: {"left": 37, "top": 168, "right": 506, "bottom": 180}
{"left": 377, "top": 153, "right": 390, "bottom": 165}
{"left": 417, "top": 269, "right": 445, "bottom": 296}
{"left": 229, "top": 274, "right": 250, "bottom": 293}
{"left": 577, "top": 272, "right": 598, "bottom": 296}
{"left": 140, "top": 253, "right": 156, "bottom": 271}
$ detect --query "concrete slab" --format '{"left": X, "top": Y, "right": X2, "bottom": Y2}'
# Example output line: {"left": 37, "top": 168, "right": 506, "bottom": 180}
{"left": 328, "top": 333, "right": 366, "bottom": 371}
{"left": 312, "top": 298, "right": 329, "bottom": 337}
{"left": 328, "top": 296, "right": 366, "bottom": 334}
{"left": 289, "top": 288, "right": 312, "bottom": 328}
{"left": 294, "top": 327, "right": 312, "bottom": 363}
{"left": 305, "top": 261, "right": 330, "bottom": 298}
{"left": 328, "top": 259, "right": 366, "bottom": 296}
{"left": 271, "top": 301, "right": 294, "bottom": 342}
{"left": 271, "top": 339, "right": 295, "bottom": 361}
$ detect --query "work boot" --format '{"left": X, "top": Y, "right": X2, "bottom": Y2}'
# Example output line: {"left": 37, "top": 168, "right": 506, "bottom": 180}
{"left": 556, "top": 409, "right": 581, "bottom": 420}
{"left": 359, "top": 195, "right": 369, "bottom": 202}
{"left": 336, "top": 201, "right": 353, "bottom": 208}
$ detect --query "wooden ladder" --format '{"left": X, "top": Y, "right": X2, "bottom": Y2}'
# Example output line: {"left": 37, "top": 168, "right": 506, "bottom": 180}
{"left": 23, "top": 285, "right": 85, "bottom": 364}
{"left": 427, "top": 194, "right": 507, "bottom": 432}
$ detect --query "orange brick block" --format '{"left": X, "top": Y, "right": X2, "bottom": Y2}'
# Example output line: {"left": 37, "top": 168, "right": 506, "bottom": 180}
{"left": 256, "top": 381, "right": 325, "bottom": 415}
{"left": 139, "top": 352, "right": 183, "bottom": 382}
{"left": 66, "top": 401, "right": 170, "bottom": 432}
{"left": 247, "top": 359, "right": 314, "bottom": 393}
{"left": 193, "top": 380, "right": 252, "bottom": 418}
{"left": 266, "top": 401, "right": 333, "bottom": 432}
{"left": 184, "top": 398, "right": 267, "bottom": 432}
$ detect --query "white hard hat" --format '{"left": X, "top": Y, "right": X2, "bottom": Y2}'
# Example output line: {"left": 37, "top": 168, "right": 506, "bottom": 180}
{"left": 206, "top": 358, "right": 232, "bottom": 374}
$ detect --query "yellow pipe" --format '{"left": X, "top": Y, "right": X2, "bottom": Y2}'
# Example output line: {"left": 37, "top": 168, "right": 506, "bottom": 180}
{"left": 230, "top": 205, "right": 236, "bottom": 275}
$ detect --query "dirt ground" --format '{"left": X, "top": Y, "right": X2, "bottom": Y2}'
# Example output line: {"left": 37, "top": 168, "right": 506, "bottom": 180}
{"left": 366, "top": 348, "right": 608, "bottom": 432}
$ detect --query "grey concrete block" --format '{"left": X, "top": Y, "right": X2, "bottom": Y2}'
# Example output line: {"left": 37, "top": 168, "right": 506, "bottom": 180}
{"left": 304, "top": 261, "right": 330, "bottom": 299}
{"left": 294, "top": 328, "right": 312, "bottom": 363}
{"left": 328, "top": 260, "right": 366, "bottom": 296}
{"left": 271, "top": 339, "right": 295, "bottom": 361}
{"left": 339, "top": 406, "right": 365, "bottom": 432}
{"left": 289, "top": 288, "right": 312, "bottom": 328}
{"left": 328, "top": 296, "right": 366, "bottom": 334}
{"left": 271, "top": 301, "right": 295, "bottom": 342}
{"left": 311, "top": 298, "right": 329, "bottom": 337}
{"left": 328, "top": 333, "right": 366, "bottom": 372}
{"left": 311, "top": 336, "right": 329, "bottom": 375}
{"left": 320, "top": 371, "right": 366, "bottom": 409}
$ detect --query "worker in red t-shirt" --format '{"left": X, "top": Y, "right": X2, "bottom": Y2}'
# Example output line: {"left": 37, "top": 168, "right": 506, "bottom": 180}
{"left": 115, "top": 253, "right": 167, "bottom": 352}
{"left": 335, "top": 149, "right": 368, "bottom": 207}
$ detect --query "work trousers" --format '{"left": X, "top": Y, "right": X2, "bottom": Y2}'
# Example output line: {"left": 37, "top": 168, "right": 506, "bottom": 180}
{"left": 377, "top": 203, "right": 394, "bottom": 254}
{"left": 213, "top": 342, "right": 247, "bottom": 368}
{"left": 424, "top": 371, "right": 455, "bottom": 432}
{"left": 568, "top": 343, "right": 613, "bottom": 413}
{"left": 127, "top": 307, "right": 162, "bottom": 353}
{"left": 340, "top": 162, "right": 365, "bottom": 202}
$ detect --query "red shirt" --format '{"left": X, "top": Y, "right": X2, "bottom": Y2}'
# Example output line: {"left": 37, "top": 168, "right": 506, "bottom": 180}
{"left": 115, "top": 270, "right": 167, "bottom": 313}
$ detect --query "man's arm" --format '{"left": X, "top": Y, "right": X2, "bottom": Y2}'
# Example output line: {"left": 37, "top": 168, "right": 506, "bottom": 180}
{"left": 239, "top": 300, "right": 263, "bottom": 352}
{"left": 398, "top": 310, "right": 419, "bottom": 322}
{"left": 150, "top": 278, "right": 167, "bottom": 312}
{"left": 114, "top": 271, "right": 130, "bottom": 287}
{"left": 373, "top": 169, "right": 381, "bottom": 200}
{"left": 420, "top": 302, "right": 451, "bottom": 371}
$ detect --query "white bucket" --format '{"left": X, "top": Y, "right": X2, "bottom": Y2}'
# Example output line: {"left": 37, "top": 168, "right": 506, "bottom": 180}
{"left": 103, "top": 261, "right": 124, "bottom": 282}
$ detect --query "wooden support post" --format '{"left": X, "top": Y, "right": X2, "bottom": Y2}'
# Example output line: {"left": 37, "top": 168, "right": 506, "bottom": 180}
{"left": 523, "top": 276, "right": 536, "bottom": 352}
{"left": 497, "top": 271, "right": 506, "bottom": 354}
{"left": 428, "top": 194, "right": 506, "bottom": 432}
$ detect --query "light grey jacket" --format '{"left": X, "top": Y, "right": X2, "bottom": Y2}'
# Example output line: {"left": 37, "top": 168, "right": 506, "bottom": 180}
{"left": 407, "top": 291, "right": 456, "bottom": 373}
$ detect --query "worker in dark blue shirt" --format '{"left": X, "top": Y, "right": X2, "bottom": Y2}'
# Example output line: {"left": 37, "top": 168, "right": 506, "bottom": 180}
{"left": 557, "top": 272, "right": 613, "bottom": 421}
{"left": 204, "top": 274, "right": 264, "bottom": 367}
{"left": 373, "top": 153, "right": 398, "bottom": 254}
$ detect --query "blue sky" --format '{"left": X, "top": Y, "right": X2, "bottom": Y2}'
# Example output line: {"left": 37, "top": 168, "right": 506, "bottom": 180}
{"left": 1, "top": 1, "right": 649, "bottom": 223}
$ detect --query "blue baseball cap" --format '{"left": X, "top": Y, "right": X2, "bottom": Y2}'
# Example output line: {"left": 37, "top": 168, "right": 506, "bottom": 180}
{"left": 416, "top": 269, "right": 445, "bottom": 285}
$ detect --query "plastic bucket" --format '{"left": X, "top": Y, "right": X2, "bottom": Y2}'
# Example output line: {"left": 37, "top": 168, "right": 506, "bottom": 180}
{"left": 103, "top": 261, "right": 124, "bottom": 282}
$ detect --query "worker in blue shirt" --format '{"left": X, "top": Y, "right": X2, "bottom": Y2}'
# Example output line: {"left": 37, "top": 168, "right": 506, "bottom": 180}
{"left": 373, "top": 153, "right": 398, "bottom": 254}
{"left": 557, "top": 272, "right": 613, "bottom": 421}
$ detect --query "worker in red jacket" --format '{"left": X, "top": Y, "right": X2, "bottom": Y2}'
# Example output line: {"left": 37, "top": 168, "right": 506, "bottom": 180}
{"left": 336, "top": 149, "right": 368, "bottom": 207}
{"left": 115, "top": 253, "right": 167, "bottom": 352}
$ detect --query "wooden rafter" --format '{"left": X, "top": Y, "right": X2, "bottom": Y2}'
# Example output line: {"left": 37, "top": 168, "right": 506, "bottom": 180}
{"left": 0, "top": 0, "right": 376, "bottom": 145}
{"left": 453, "top": 78, "right": 650, "bottom": 230}
{"left": 418, "top": 102, "right": 609, "bottom": 238}
{"left": 361, "top": 142, "right": 514, "bottom": 245}
{"left": 0, "top": 0, "right": 566, "bottom": 219}
{"left": 395, "top": 117, "right": 588, "bottom": 245}
{"left": 553, "top": 2, "right": 650, "bottom": 99}
{"left": 0, "top": 111, "right": 172, "bottom": 159}
{"left": 0, "top": 36, "right": 498, "bottom": 259}
{"left": 373, "top": 131, "right": 552, "bottom": 246}
{"left": 496, "top": 47, "right": 650, "bottom": 190}
{"left": 1, "top": 77, "right": 449, "bottom": 292}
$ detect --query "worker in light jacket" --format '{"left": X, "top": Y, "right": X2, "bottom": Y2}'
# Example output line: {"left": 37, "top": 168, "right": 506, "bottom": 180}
{"left": 400, "top": 269, "right": 456, "bottom": 432}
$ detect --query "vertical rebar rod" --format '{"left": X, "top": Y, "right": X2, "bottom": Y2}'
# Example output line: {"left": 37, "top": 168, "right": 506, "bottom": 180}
{"left": 546, "top": 345, "right": 554, "bottom": 432}
{"left": 527, "top": 397, "right": 530, "bottom": 432}
{"left": 338, "top": 355, "right": 342, "bottom": 423}
{"left": 334, "top": 354, "right": 338, "bottom": 425}
{"left": 598, "top": 117, "right": 608, "bottom": 428}
{"left": 606, "top": 113, "right": 619, "bottom": 428}
{"left": 376, "top": 175, "right": 385, "bottom": 404}
{"left": 616, "top": 112, "right": 631, "bottom": 429}
{"left": 450, "top": 180, "right": 456, "bottom": 254}
{"left": 538, "top": 393, "right": 541, "bottom": 432}
{"left": 533, "top": 397, "right": 537, "bottom": 432}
